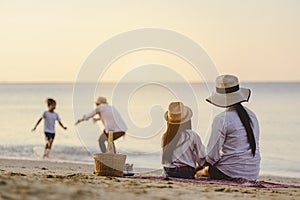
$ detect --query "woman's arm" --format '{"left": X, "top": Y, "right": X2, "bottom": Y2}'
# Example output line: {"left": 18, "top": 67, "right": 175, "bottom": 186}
{"left": 194, "top": 134, "right": 206, "bottom": 167}
{"left": 206, "top": 116, "right": 226, "bottom": 165}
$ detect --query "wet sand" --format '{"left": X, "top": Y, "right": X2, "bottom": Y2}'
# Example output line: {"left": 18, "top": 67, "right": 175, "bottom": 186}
{"left": 0, "top": 158, "right": 299, "bottom": 200}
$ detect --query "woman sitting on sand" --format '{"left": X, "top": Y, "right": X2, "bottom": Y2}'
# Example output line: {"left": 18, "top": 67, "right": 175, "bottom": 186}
{"left": 162, "top": 102, "right": 206, "bottom": 179}
{"left": 195, "top": 75, "right": 261, "bottom": 181}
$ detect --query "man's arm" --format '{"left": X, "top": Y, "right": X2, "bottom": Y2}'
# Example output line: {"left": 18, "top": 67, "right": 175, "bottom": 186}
{"left": 32, "top": 117, "right": 43, "bottom": 132}
{"left": 75, "top": 109, "right": 97, "bottom": 125}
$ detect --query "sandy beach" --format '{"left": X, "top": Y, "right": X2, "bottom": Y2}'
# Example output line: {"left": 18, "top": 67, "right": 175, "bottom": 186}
{"left": 0, "top": 158, "right": 299, "bottom": 200}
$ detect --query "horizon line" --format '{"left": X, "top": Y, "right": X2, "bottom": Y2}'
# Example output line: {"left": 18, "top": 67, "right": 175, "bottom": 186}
{"left": 1, "top": 80, "right": 300, "bottom": 84}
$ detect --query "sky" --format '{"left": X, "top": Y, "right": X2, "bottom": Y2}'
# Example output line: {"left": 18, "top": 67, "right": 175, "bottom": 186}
{"left": 0, "top": 0, "right": 299, "bottom": 82}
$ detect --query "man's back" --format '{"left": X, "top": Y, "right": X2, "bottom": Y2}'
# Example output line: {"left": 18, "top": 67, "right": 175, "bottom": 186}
{"left": 96, "top": 104, "right": 127, "bottom": 132}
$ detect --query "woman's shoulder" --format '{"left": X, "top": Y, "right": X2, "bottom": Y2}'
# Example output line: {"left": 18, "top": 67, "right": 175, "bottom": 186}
{"left": 214, "top": 109, "right": 240, "bottom": 125}
{"left": 244, "top": 106, "right": 258, "bottom": 119}
{"left": 213, "top": 111, "right": 229, "bottom": 123}
{"left": 184, "top": 129, "right": 200, "bottom": 139}
{"left": 225, "top": 106, "right": 258, "bottom": 119}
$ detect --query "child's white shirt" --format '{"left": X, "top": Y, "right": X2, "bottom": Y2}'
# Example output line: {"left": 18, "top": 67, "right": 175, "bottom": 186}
{"left": 42, "top": 111, "right": 61, "bottom": 133}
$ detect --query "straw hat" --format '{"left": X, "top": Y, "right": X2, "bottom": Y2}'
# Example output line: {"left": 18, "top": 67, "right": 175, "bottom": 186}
{"left": 95, "top": 96, "right": 107, "bottom": 105}
{"left": 164, "top": 102, "right": 193, "bottom": 124}
{"left": 206, "top": 75, "right": 251, "bottom": 108}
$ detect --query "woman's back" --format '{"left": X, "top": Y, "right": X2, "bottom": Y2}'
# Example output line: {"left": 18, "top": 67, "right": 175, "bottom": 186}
{"left": 207, "top": 106, "right": 261, "bottom": 180}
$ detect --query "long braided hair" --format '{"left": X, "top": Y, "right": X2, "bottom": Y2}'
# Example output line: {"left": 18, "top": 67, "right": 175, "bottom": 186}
{"left": 233, "top": 103, "right": 256, "bottom": 156}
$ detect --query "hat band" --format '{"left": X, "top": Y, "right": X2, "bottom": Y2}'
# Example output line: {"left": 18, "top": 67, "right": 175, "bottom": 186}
{"left": 216, "top": 85, "right": 239, "bottom": 94}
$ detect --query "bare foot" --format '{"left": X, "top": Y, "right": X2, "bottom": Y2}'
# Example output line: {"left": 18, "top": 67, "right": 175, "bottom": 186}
{"left": 195, "top": 166, "right": 209, "bottom": 178}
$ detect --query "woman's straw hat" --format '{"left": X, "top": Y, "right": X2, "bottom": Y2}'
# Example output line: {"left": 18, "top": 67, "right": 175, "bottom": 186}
{"left": 164, "top": 102, "right": 193, "bottom": 124}
{"left": 95, "top": 96, "right": 107, "bottom": 105}
{"left": 206, "top": 74, "right": 251, "bottom": 108}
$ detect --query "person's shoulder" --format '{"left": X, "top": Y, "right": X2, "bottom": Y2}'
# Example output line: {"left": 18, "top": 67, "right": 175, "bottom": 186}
{"left": 101, "top": 103, "right": 115, "bottom": 111}
{"left": 244, "top": 106, "right": 258, "bottom": 119}
{"left": 46, "top": 111, "right": 59, "bottom": 116}
{"left": 185, "top": 130, "right": 203, "bottom": 143}
{"left": 94, "top": 103, "right": 108, "bottom": 112}
{"left": 99, "top": 103, "right": 111, "bottom": 108}
{"left": 96, "top": 103, "right": 106, "bottom": 110}
{"left": 185, "top": 129, "right": 199, "bottom": 138}
{"left": 54, "top": 111, "right": 59, "bottom": 116}
{"left": 214, "top": 110, "right": 228, "bottom": 120}
{"left": 213, "top": 110, "right": 234, "bottom": 125}
{"left": 43, "top": 110, "right": 52, "bottom": 119}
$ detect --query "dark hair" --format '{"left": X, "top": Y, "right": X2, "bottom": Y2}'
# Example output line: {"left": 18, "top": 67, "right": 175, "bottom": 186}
{"left": 46, "top": 98, "right": 56, "bottom": 106}
{"left": 233, "top": 103, "right": 256, "bottom": 156}
{"left": 162, "top": 120, "right": 191, "bottom": 163}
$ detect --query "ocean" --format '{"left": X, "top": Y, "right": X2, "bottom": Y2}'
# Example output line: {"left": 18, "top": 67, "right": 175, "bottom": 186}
{"left": 0, "top": 82, "right": 299, "bottom": 178}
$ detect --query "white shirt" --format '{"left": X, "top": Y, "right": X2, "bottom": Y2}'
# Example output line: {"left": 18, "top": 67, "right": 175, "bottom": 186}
{"left": 82, "top": 103, "right": 127, "bottom": 133}
{"left": 42, "top": 111, "right": 61, "bottom": 134}
{"left": 162, "top": 130, "right": 206, "bottom": 168}
{"left": 206, "top": 107, "right": 261, "bottom": 180}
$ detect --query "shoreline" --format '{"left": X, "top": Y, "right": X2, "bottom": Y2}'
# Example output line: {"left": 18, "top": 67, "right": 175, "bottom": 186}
{"left": 1, "top": 158, "right": 299, "bottom": 200}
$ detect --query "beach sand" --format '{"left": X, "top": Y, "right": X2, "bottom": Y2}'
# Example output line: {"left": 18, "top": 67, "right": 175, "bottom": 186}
{"left": 0, "top": 158, "right": 299, "bottom": 200}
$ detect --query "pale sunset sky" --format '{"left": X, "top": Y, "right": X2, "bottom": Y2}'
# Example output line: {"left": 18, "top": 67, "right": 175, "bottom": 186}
{"left": 0, "top": 0, "right": 299, "bottom": 82}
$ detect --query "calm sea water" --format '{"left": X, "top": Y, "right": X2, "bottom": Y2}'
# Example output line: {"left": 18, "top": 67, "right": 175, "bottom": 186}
{"left": 0, "top": 82, "right": 299, "bottom": 177}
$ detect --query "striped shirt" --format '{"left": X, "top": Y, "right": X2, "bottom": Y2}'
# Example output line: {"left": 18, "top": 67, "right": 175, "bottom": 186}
{"left": 162, "top": 130, "right": 206, "bottom": 168}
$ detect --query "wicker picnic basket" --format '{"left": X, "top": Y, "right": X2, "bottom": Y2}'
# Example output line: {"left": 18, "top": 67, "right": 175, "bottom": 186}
{"left": 93, "top": 153, "right": 126, "bottom": 177}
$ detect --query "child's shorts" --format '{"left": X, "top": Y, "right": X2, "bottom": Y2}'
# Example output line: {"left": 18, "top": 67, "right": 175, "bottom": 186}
{"left": 45, "top": 132, "right": 55, "bottom": 140}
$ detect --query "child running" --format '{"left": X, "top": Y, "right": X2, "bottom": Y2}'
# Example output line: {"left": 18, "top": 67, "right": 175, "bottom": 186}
{"left": 32, "top": 98, "right": 67, "bottom": 158}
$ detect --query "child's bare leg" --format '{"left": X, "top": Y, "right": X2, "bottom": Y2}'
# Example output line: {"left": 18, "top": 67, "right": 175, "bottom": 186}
{"left": 43, "top": 139, "right": 53, "bottom": 158}
{"left": 48, "top": 139, "right": 54, "bottom": 149}
{"left": 195, "top": 166, "right": 209, "bottom": 178}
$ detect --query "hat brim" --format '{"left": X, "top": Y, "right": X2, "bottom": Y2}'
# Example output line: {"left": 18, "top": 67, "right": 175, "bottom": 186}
{"left": 164, "top": 106, "right": 193, "bottom": 124}
{"left": 95, "top": 100, "right": 107, "bottom": 104}
{"left": 206, "top": 88, "right": 251, "bottom": 108}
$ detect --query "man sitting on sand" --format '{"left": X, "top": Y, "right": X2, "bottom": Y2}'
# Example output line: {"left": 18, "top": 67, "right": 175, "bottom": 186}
{"left": 75, "top": 97, "right": 127, "bottom": 153}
